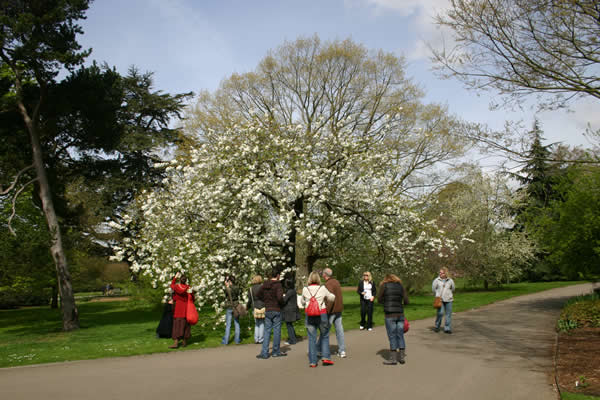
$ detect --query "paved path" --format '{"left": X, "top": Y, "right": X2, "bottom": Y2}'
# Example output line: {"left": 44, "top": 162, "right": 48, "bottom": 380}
{"left": 1, "top": 283, "right": 596, "bottom": 400}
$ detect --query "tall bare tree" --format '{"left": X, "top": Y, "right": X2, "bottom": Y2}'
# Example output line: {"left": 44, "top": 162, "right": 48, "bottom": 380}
{"left": 431, "top": 0, "right": 600, "bottom": 110}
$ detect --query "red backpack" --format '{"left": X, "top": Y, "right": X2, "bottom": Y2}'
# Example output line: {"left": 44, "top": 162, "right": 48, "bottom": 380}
{"left": 305, "top": 286, "right": 322, "bottom": 316}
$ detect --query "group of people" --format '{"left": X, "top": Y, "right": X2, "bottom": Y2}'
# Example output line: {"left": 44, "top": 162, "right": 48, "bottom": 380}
{"left": 156, "top": 266, "right": 456, "bottom": 367}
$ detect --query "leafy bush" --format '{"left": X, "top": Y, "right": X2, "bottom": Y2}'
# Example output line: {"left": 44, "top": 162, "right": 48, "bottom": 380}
{"left": 0, "top": 287, "right": 51, "bottom": 309}
{"left": 557, "top": 292, "right": 600, "bottom": 332}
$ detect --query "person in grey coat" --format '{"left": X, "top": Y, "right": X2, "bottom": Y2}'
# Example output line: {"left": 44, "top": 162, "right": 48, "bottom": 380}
{"left": 282, "top": 272, "right": 300, "bottom": 345}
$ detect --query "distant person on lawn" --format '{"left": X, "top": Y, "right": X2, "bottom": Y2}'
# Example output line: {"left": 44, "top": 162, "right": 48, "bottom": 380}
{"left": 170, "top": 272, "right": 192, "bottom": 348}
{"left": 432, "top": 267, "right": 455, "bottom": 334}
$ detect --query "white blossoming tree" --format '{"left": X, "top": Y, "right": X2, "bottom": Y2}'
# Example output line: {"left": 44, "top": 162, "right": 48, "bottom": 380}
{"left": 113, "top": 117, "right": 465, "bottom": 311}
{"left": 112, "top": 36, "right": 475, "bottom": 312}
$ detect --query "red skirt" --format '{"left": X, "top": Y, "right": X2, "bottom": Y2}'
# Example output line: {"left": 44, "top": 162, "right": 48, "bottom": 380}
{"left": 172, "top": 317, "right": 191, "bottom": 340}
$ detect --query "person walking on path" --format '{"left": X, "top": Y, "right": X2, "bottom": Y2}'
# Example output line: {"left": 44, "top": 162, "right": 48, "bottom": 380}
{"left": 432, "top": 267, "right": 455, "bottom": 334}
{"left": 357, "top": 271, "right": 376, "bottom": 331}
{"left": 222, "top": 275, "right": 241, "bottom": 345}
{"left": 282, "top": 272, "right": 300, "bottom": 345}
{"left": 256, "top": 268, "right": 287, "bottom": 359}
{"left": 170, "top": 272, "right": 192, "bottom": 349}
{"left": 302, "top": 271, "right": 336, "bottom": 367}
{"left": 317, "top": 267, "right": 346, "bottom": 358}
{"left": 247, "top": 275, "right": 266, "bottom": 344}
{"left": 377, "top": 273, "right": 409, "bottom": 365}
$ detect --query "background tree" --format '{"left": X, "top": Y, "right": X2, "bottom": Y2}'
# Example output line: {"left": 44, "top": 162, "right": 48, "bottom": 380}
{"left": 0, "top": 189, "right": 55, "bottom": 309}
{"left": 0, "top": 0, "right": 92, "bottom": 330}
{"left": 431, "top": 167, "right": 536, "bottom": 288}
{"left": 531, "top": 163, "right": 600, "bottom": 279}
{"left": 432, "top": 0, "right": 600, "bottom": 110}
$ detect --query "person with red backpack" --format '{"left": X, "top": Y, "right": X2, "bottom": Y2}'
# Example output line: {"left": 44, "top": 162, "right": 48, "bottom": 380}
{"left": 301, "top": 271, "right": 335, "bottom": 368}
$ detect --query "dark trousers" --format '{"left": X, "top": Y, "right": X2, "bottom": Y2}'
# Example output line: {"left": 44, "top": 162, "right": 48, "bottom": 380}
{"left": 360, "top": 299, "right": 374, "bottom": 328}
{"left": 285, "top": 321, "right": 297, "bottom": 344}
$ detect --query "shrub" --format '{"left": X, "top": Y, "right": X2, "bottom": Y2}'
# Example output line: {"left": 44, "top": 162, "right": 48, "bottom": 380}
{"left": 557, "top": 292, "right": 600, "bottom": 332}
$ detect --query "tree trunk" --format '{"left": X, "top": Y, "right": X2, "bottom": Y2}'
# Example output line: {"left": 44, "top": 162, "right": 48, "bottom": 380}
{"left": 28, "top": 119, "right": 79, "bottom": 330}
{"left": 295, "top": 234, "right": 312, "bottom": 282}
{"left": 484, "top": 280, "right": 489, "bottom": 290}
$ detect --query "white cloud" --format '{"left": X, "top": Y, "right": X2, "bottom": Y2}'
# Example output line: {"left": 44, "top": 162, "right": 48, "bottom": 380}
{"left": 344, "top": 0, "right": 452, "bottom": 62}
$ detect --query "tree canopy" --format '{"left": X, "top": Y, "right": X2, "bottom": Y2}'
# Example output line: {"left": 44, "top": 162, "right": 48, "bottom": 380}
{"left": 432, "top": 0, "right": 600, "bottom": 110}
{"left": 113, "top": 37, "right": 475, "bottom": 310}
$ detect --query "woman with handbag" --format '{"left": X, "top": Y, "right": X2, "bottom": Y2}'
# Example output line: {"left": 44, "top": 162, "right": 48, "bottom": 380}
{"left": 282, "top": 272, "right": 300, "bottom": 345}
{"left": 357, "top": 271, "right": 376, "bottom": 331}
{"left": 377, "top": 273, "right": 410, "bottom": 365}
{"left": 432, "top": 267, "right": 455, "bottom": 334}
{"left": 247, "top": 275, "right": 266, "bottom": 344}
{"left": 301, "top": 271, "right": 335, "bottom": 367}
{"left": 222, "top": 275, "right": 242, "bottom": 345}
{"left": 170, "top": 272, "right": 192, "bottom": 348}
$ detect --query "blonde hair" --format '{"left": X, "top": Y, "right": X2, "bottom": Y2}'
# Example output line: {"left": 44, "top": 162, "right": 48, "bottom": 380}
{"left": 440, "top": 267, "right": 451, "bottom": 279}
{"left": 251, "top": 275, "right": 263, "bottom": 285}
{"left": 362, "top": 271, "right": 372, "bottom": 281}
{"left": 307, "top": 271, "right": 321, "bottom": 285}
{"left": 381, "top": 274, "right": 402, "bottom": 284}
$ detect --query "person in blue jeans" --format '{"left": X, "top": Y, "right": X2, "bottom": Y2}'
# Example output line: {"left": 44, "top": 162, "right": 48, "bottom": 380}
{"left": 432, "top": 267, "right": 455, "bottom": 334}
{"left": 222, "top": 275, "right": 241, "bottom": 345}
{"left": 317, "top": 267, "right": 346, "bottom": 357}
{"left": 377, "top": 273, "right": 409, "bottom": 365}
{"left": 247, "top": 275, "right": 265, "bottom": 344}
{"left": 256, "top": 268, "right": 287, "bottom": 359}
{"left": 302, "top": 271, "right": 336, "bottom": 367}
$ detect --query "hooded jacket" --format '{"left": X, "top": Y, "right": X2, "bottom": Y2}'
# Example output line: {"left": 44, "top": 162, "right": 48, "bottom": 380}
{"left": 257, "top": 279, "right": 284, "bottom": 312}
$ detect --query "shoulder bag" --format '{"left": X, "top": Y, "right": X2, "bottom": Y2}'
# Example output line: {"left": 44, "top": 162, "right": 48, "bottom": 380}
{"left": 433, "top": 281, "right": 446, "bottom": 309}
{"left": 250, "top": 286, "right": 265, "bottom": 319}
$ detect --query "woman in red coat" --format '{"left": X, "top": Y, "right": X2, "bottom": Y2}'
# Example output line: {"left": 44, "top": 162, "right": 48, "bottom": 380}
{"left": 170, "top": 272, "right": 192, "bottom": 348}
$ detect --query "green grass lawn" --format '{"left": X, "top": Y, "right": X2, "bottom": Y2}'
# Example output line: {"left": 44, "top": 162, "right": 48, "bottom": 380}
{"left": 0, "top": 280, "right": 583, "bottom": 368}
{"left": 561, "top": 391, "right": 600, "bottom": 400}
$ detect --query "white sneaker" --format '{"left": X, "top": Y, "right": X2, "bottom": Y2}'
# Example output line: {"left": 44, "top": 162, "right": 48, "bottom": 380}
{"left": 338, "top": 351, "right": 347, "bottom": 358}
{"left": 368, "top": 328, "right": 373, "bottom": 331}
{"left": 359, "top": 326, "right": 365, "bottom": 330}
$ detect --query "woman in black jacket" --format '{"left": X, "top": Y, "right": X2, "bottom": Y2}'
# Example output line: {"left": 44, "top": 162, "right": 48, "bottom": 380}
{"left": 282, "top": 273, "right": 300, "bottom": 345}
{"left": 357, "top": 271, "right": 376, "bottom": 330}
{"left": 377, "top": 273, "right": 409, "bottom": 365}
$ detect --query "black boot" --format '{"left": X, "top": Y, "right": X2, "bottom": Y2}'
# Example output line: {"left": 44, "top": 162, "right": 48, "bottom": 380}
{"left": 398, "top": 349, "right": 405, "bottom": 364}
{"left": 383, "top": 350, "right": 397, "bottom": 365}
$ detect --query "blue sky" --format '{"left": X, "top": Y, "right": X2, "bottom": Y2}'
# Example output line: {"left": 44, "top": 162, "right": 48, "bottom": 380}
{"left": 78, "top": 0, "right": 599, "bottom": 151}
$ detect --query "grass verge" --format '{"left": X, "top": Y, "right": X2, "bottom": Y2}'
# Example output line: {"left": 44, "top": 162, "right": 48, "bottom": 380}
{"left": 0, "top": 280, "right": 582, "bottom": 368}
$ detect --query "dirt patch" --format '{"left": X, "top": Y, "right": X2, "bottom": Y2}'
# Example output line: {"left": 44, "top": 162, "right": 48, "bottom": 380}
{"left": 556, "top": 327, "right": 600, "bottom": 396}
